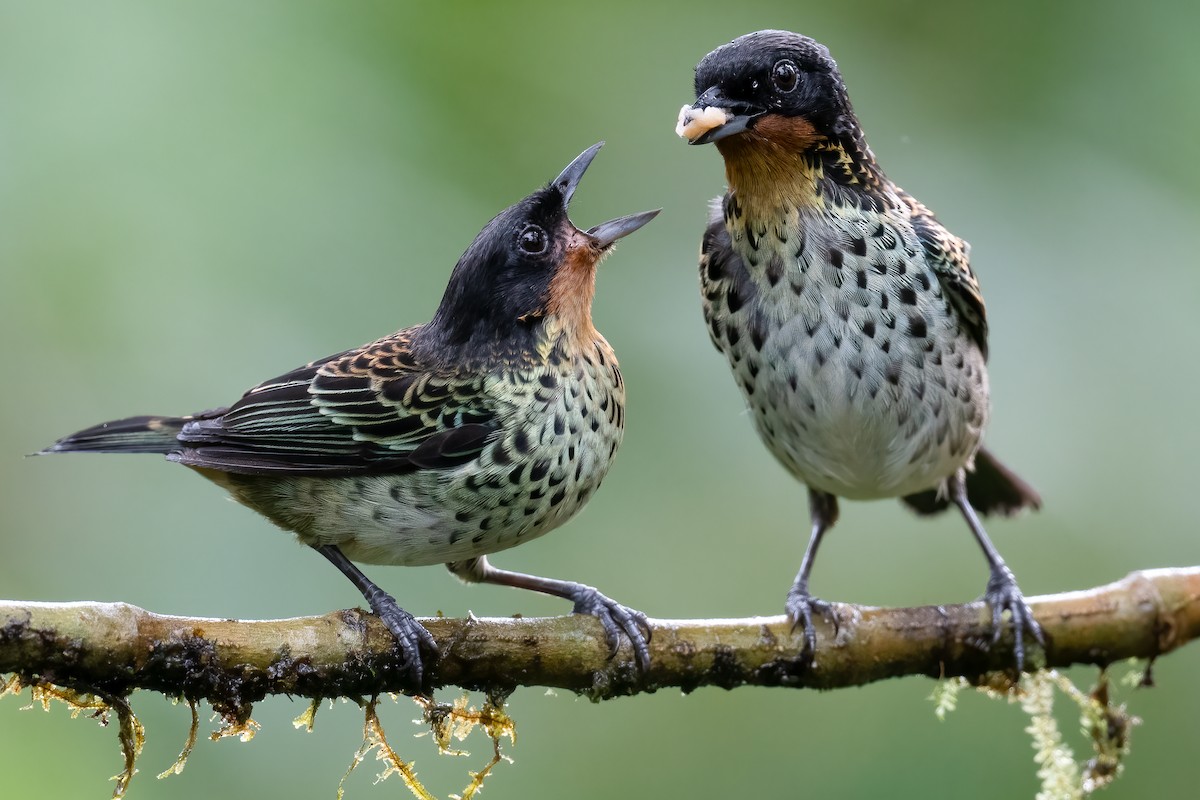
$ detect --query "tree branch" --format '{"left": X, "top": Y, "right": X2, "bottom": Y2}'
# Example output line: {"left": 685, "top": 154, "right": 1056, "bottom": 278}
{"left": 2, "top": 568, "right": 1197, "bottom": 708}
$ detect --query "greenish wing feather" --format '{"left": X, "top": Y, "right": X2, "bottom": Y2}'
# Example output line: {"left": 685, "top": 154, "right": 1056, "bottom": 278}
{"left": 171, "top": 330, "right": 499, "bottom": 476}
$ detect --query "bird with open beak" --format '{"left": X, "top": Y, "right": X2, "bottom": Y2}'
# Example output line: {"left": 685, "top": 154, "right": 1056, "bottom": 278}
{"left": 41, "top": 142, "right": 660, "bottom": 684}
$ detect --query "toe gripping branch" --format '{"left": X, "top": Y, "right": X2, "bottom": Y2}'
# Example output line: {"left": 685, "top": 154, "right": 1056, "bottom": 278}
{"left": 448, "top": 556, "right": 652, "bottom": 673}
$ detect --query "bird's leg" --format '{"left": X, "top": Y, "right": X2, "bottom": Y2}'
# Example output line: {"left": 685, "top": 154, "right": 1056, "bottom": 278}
{"left": 314, "top": 544, "right": 438, "bottom": 686}
{"left": 446, "top": 556, "right": 652, "bottom": 673}
{"left": 785, "top": 488, "right": 839, "bottom": 663}
{"left": 948, "top": 470, "right": 1044, "bottom": 672}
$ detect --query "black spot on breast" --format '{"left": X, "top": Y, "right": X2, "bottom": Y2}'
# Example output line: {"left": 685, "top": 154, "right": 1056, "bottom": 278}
{"left": 899, "top": 287, "right": 917, "bottom": 305}
{"left": 513, "top": 430, "right": 532, "bottom": 454}
{"left": 765, "top": 255, "right": 784, "bottom": 287}
{"left": 746, "top": 226, "right": 760, "bottom": 251}
{"left": 908, "top": 314, "right": 927, "bottom": 338}
{"left": 829, "top": 248, "right": 843, "bottom": 269}
{"left": 553, "top": 414, "right": 565, "bottom": 436}
{"left": 725, "top": 325, "right": 741, "bottom": 347}
{"left": 530, "top": 461, "right": 549, "bottom": 482}
{"left": 390, "top": 486, "right": 404, "bottom": 502}
{"left": 861, "top": 319, "right": 876, "bottom": 338}
{"left": 849, "top": 236, "right": 867, "bottom": 257}
{"left": 885, "top": 362, "right": 902, "bottom": 385}
{"left": 880, "top": 339, "right": 891, "bottom": 353}
{"left": 880, "top": 293, "right": 889, "bottom": 310}
{"left": 917, "top": 272, "right": 932, "bottom": 291}
{"left": 747, "top": 360, "right": 760, "bottom": 379}
{"left": 871, "top": 260, "right": 887, "bottom": 275}
{"left": 726, "top": 285, "right": 744, "bottom": 313}
{"left": 750, "top": 324, "right": 766, "bottom": 352}
{"left": 856, "top": 270, "right": 868, "bottom": 289}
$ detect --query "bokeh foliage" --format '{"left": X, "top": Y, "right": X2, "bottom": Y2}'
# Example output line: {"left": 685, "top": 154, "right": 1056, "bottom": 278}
{"left": 1, "top": 1, "right": 1197, "bottom": 797}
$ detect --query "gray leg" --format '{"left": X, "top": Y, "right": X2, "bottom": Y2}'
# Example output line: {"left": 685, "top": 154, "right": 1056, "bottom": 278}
{"left": 948, "top": 469, "right": 1044, "bottom": 672}
{"left": 315, "top": 544, "right": 437, "bottom": 685}
{"left": 447, "top": 556, "right": 652, "bottom": 672}
{"left": 785, "top": 489, "right": 839, "bottom": 662}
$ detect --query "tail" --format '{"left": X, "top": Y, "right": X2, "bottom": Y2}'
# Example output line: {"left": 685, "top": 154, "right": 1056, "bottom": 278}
{"left": 902, "top": 447, "right": 1042, "bottom": 517}
{"left": 38, "top": 415, "right": 187, "bottom": 455}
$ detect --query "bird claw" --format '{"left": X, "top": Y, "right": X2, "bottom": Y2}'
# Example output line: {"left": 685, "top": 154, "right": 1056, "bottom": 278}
{"left": 984, "top": 567, "right": 1044, "bottom": 673}
{"left": 372, "top": 596, "right": 439, "bottom": 688}
{"left": 785, "top": 590, "right": 832, "bottom": 666}
{"left": 568, "top": 585, "right": 653, "bottom": 673}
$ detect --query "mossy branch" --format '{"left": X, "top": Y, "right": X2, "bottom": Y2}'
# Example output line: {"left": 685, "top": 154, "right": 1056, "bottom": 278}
{"left": 2, "top": 567, "right": 1197, "bottom": 707}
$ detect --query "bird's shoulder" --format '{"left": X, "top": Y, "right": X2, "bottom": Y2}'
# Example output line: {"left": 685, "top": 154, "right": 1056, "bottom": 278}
{"left": 893, "top": 187, "right": 988, "bottom": 357}
{"left": 698, "top": 200, "right": 758, "bottom": 351}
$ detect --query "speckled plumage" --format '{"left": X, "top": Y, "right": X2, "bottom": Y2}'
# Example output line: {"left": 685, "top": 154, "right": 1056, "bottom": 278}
{"left": 700, "top": 178, "right": 989, "bottom": 501}
{"left": 681, "top": 30, "right": 1043, "bottom": 669}
{"left": 198, "top": 320, "right": 624, "bottom": 567}
{"left": 42, "top": 143, "right": 658, "bottom": 683}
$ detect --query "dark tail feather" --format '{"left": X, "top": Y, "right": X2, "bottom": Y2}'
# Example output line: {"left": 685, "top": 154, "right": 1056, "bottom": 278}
{"left": 902, "top": 447, "right": 1042, "bottom": 517}
{"left": 38, "top": 415, "right": 186, "bottom": 455}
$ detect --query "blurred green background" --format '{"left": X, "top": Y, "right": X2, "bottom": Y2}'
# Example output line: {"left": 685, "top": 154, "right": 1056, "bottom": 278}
{"left": 2, "top": 1, "right": 1197, "bottom": 797}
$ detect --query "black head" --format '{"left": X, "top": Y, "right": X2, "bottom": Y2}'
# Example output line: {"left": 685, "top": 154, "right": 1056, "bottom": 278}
{"left": 677, "top": 30, "right": 856, "bottom": 148}
{"left": 424, "top": 143, "right": 658, "bottom": 354}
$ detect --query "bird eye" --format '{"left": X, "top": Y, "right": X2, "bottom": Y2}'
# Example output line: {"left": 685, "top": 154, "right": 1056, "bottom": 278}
{"left": 518, "top": 225, "right": 548, "bottom": 254}
{"left": 771, "top": 59, "right": 799, "bottom": 93}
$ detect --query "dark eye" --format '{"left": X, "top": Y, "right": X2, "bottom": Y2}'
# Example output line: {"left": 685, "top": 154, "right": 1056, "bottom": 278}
{"left": 518, "top": 225, "right": 547, "bottom": 254}
{"left": 771, "top": 59, "right": 799, "bottom": 93}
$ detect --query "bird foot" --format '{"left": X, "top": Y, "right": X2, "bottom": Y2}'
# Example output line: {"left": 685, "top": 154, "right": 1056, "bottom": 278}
{"left": 785, "top": 589, "right": 833, "bottom": 665}
{"left": 983, "top": 567, "right": 1044, "bottom": 673}
{"left": 567, "top": 584, "right": 653, "bottom": 673}
{"left": 367, "top": 589, "right": 439, "bottom": 688}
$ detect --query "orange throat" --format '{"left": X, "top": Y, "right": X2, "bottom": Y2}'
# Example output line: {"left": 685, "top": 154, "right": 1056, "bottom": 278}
{"left": 545, "top": 233, "right": 601, "bottom": 345}
{"left": 715, "top": 115, "right": 824, "bottom": 214}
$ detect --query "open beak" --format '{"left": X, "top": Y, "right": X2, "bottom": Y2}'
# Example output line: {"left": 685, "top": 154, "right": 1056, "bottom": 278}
{"left": 552, "top": 141, "right": 604, "bottom": 206}
{"left": 586, "top": 209, "right": 661, "bottom": 249}
{"left": 552, "top": 143, "right": 660, "bottom": 249}
{"left": 675, "top": 86, "right": 763, "bottom": 145}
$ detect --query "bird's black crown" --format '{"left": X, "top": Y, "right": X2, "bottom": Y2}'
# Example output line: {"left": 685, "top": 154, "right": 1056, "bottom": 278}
{"left": 424, "top": 183, "right": 574, "bottom": 353}
{"left": 694, "top": 30, "right": 854, "bottom": 140}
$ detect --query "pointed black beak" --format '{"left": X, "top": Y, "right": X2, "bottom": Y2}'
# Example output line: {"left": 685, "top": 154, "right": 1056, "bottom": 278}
{"left": 552, "top": 143, "right": 659, "bottom": 248}
{"left": 552, "top": 141, "right": 604, "bottom": 207}
{"left": 586, "top": 208, "right": 661, "bottom": 249}
{"left": 677, "top": 86, "right": 763, "bottom": 145}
